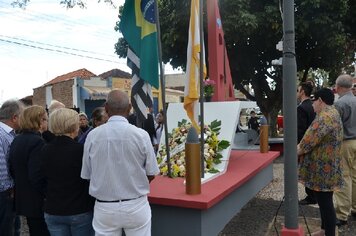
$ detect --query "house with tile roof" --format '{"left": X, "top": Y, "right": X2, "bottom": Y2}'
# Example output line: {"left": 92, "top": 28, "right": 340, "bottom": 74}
{"left": 33, "top": 67, "right": 185, "bottom": 117}
{"left": 43, "top": 68, "right": 97, "bottom": 86}
{"left": 33, "top": 68, "right": 114, "bottom": 116}
{"left": 99, "top": 68, "right": 131, "bottom": 79}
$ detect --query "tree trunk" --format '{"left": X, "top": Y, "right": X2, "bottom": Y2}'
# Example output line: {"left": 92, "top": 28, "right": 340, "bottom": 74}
{"left": 265, "top": 106, "right": 280, "bottom": 138}
{"left": 301, "top": 67, "right": 310, "bottom": 82}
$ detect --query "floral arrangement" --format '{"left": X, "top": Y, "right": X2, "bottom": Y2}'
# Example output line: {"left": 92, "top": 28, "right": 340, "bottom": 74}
{"left": 203, "top": 78, "right": 215, "bottom": 97}
{"left": 156, "top": 119, "right": 230, "bottom": 177}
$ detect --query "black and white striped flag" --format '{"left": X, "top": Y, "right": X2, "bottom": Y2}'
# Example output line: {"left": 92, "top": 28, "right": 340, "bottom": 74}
{"left": 127, "top": 47, "right": 153, "bottom": 122}
{"left": 119, "top": 0, "right": 159, "bottom": 124}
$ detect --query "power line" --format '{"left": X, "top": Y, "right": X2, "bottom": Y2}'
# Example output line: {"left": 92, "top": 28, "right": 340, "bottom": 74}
{"left": 0, "top": 0, "right": 117, "bottom": 31}
{"left": 0, "top": 36, "right": 126, "bottom": 64}
{"left": 0, "top": 34, "right": 118, "bottom": 58}
{"left": 0, "top": 1, "right": 119, "bottom": 40}
{"left": 0, "top": 10, "right": 116, "bottom": 41}
{"left": 0, "top": 0, "right": 123, "bottom": 59}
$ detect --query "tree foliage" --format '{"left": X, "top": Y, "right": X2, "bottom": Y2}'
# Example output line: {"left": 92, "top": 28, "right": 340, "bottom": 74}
{"left": 12, "top": 0, "right": 354, "bottom": 136}
{"left": 11, "top": 0, "right": 116, "bottom": 9}
{"left": 111, "top": 0, "right": 353, "bottom": 135}
{"left": 294, "top": 0, "right": 354, "bottom": 83}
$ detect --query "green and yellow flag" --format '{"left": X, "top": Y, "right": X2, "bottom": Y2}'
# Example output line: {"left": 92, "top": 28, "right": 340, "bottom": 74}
{"left": 119, "top": 0, "right": 159, "bottom": 88}
{"left": 119, "top": 0, "right": 159, "bottom": 121}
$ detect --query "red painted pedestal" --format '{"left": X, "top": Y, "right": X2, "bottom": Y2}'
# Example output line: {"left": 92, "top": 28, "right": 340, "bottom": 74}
{"left": 281, "top": 226, "right": 305, "bottom": 236}
{"left": 149, "top": 150, "right": 280, "bottom": 235}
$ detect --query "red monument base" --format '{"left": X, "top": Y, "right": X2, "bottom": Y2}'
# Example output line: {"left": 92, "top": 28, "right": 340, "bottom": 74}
{"left": 281, "top": 226, "right": 305, "bottom": 236}
{"left": 149, "top": 150, "right": 280, "bottom": 236}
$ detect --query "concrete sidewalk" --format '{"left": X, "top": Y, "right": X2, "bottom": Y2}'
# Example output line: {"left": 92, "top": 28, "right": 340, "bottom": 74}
{"left": 219, "top": 156, "right": 356, "bottom": 236}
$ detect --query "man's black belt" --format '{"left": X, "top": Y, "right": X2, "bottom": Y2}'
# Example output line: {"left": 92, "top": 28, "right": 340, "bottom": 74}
{"left": 96, "top": 196, "right": 143, "bottom": 203}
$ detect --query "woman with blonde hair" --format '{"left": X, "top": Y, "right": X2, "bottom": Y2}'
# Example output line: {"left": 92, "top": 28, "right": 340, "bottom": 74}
{"left": 9, "top": 105, "right": 50, "bottom": 236}
{"left": 39, "top": 108, "right": 94, "bottom": 236}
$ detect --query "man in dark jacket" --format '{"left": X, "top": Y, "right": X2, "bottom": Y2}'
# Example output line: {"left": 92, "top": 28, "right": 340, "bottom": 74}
{"left": 247, "top": 111, "right": 260, "bottom": 132}
{"left": 143, "top": 107, "right": 156, "bottom": 146}
{"left": 128, "top": 107, "right": 156, "bottom": 146}
{"left": 297, "top": 82, "right": 316, "bottom": 205}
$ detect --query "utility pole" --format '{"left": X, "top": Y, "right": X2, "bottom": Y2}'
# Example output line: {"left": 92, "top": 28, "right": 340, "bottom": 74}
{"left": 281, "top": 0, "right": 304, "bottom": 235}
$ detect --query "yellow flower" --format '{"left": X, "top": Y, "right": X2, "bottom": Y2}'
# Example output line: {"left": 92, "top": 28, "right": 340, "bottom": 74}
{"left": 157, "top": 119, "right": 230, "bottom": 177}
{"left": 208, "top": 133, "right": 219, "bottom": 148}
{"left": 172, "top": 164, "right": 180, "bottom": 177}
{"left": 161, "top": 165, "right": 168, "bottom": 175}
{"left": 206, "top": 158, "right": 213, "bottom": 169}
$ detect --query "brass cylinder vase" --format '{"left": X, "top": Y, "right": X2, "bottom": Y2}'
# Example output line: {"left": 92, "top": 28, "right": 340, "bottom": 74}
{"left": 185, "top": 127, "right": 201, "bottom": 195}
{"left": 260, "top": 125, "right": 269, "bottom": 153}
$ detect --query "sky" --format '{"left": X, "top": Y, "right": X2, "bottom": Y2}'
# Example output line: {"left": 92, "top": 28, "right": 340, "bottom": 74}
{"left": 0, "top": 0, "right": 178, "bottom": 104}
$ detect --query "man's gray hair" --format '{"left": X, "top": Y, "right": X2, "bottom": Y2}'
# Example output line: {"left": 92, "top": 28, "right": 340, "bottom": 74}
{"left": 48, "top": 100, "right": 65, "bottom": 114}
{"left": 0, "top": 99, "right": 24, "bottom": 121}
{"left": 106, "top": 90, "right": 130, "bottom": 113}
{"left": 336, "top": 74, "right": 353, "bottom": 89}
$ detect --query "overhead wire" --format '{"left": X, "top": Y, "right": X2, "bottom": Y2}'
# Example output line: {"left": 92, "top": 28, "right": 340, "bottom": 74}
{"left": 0, "top": 0, "right": 117, "bottom": 33}
{"left": 0, "top": 34, "right": 118, "bottom": 59}
{"left": 0, "top": 36, "right": 126, "bottom": 64}
{"left": 0, "top": 0, "right": 120, "bottom": 41}
{"left": 0, "top": 0, "right": 125, "bottom": 64}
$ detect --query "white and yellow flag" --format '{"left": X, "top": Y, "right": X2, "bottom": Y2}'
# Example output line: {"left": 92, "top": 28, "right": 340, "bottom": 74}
{"left": 184, "top": 0, "right": 207, "bottom": 131}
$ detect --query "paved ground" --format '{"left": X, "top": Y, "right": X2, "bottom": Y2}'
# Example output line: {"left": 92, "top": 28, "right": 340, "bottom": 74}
{"left": 20, "top": 155, "right": 356, "bottom": 236}
{"left": 219, "top": 155, "right": 356, "bottom": 236}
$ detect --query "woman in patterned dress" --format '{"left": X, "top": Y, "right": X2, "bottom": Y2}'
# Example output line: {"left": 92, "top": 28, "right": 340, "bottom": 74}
{"left": 297, "top": 88, "right": 343, "bottom": 236}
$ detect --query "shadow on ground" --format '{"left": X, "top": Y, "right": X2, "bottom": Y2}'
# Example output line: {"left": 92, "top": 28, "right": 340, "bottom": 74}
{"left": 219, "top": 198, "right": 319, "bottom": 236}
{"left": 219, "top": 197, "right": 356, "bottom": 236}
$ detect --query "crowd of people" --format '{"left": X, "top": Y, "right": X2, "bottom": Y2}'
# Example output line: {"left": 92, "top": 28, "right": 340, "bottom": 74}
{"left": 0, "top": 74, "right": 355, "bottom": 236}
{"left": 235, "top": 74, "right": 355, "bottom": 236}
{"left": 0, "top": 90, "right": 162, "bottom": 236}
{"left": 297, "top": 74, "right": 356, "bottom": 236}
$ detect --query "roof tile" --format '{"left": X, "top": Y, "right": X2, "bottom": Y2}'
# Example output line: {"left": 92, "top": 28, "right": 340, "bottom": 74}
{"left": 98, "top": 68, "right": 131, "bottom": 79}
{"left": 44, "top": 68, "right": 96, "bottom": 86}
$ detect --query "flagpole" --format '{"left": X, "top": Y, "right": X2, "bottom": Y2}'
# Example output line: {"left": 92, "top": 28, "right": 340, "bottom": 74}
{"left": 199, "top": 0, "right": 205, "bottom": 178}
{"left": 154, "top": 0, "right": 171, "bottom": 177}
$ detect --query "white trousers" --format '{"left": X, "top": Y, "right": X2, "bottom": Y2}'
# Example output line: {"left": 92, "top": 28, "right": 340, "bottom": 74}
{"left": 93, "top": 196, "right": 151, "bottom": 236}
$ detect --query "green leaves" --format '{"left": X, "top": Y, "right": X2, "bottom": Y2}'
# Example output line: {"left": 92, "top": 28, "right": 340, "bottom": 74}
{"left": 213, "top": 153, "right": 223, "bottom": 164}
{"left": 208, "top": 119, "right": 221, "bottom": 135}
{"left": 208, "top": 168, "right": 220, "bottom": 174}
{"left": 178, "top": 119, "right": 188, "bottom": 127}
{"left": 157, "top": 118, "right": 230, "bottom": 177}
{"left": 218, "top": 140, "right": 230, "bottom": 151}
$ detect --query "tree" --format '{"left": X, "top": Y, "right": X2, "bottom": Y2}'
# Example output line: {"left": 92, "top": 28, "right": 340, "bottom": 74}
{"left": 11, "top": 0, "right": 116, "bottom": 9}
{"left": 294, "top": 0, "right": 353, "bottom": 83}
{"left": 13, "top": 0, "right": 354, "bottom": 136}
{"left": 111, "top": 0, "right": 353, "bottom": 136}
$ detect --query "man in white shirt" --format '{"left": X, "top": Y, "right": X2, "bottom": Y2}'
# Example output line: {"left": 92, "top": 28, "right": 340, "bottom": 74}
{"left": 81, "top": 89, "right": 159, "bottom": 236}
{"left": 0, "top": 99, "right": 24, "bottom": 236}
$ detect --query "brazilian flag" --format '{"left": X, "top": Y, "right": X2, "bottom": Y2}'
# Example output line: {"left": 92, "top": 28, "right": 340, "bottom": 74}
{"left": 119, "top": 0, "right": 159, "bottom": 89}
